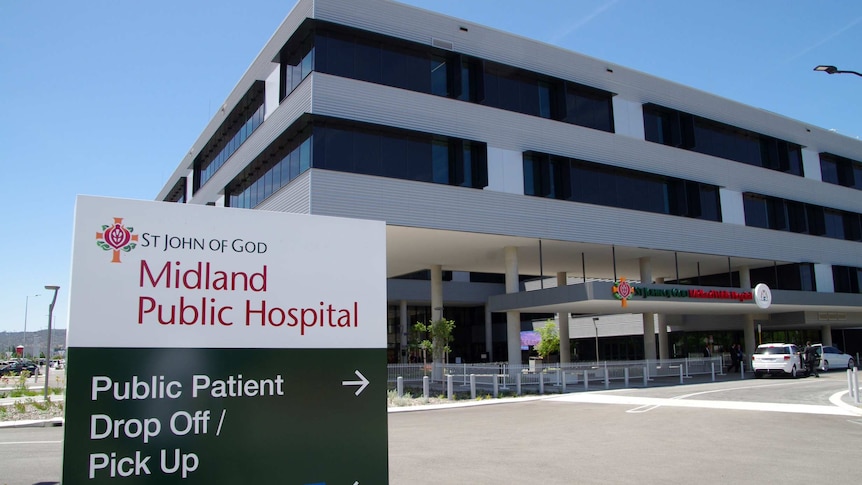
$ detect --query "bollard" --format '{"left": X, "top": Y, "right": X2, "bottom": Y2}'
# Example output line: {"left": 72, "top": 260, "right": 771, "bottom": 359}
{"left": 679, "top": 364, "right": 684, "bottom": 384}
{"left": 539, "top": 372, "right": 544, "bottom": 395}
{"left": 643, "top": 365, "right": 648, "bottom": 387}
{"left": 604, "top": 363, "right": 610, "bottom": 389}
{"left": 516, "top": 373, "right": 522, "bottom": 396}
{"left": 855, "top": 368, "right": 861, "bottom": 404}
{"left": 493, "top": 374, "right": 499, "bottom": 398}
{"left": 447, "top": 374, "right": 453, "bottom": 400}
{"left": 624, "top": 367, "right": 630, "bottom": 388}
{"left": 397, "top": 376, "right": 404, "bottom": 398}
{"left": 584, "top": 370, "right": 589, "bottom": 391}
{"left": 711, "top": 363, "right": 715, "bottom": 382}
{"left": 848, "top": 369, "right": 855, "bottom": 400}
{"left": 470, "top": 374, "right": 476, "bottom": 399}
{"left": 562, "top": 371, "right": 567, "bottom": 393}
{"left": 423, "top": 375, "right": 429, "bottom": 399}
{"left": 740, "top": 361, "right": 745, "bottom": 379}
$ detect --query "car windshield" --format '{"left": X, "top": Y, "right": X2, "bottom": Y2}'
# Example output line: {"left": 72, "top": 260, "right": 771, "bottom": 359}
{"left": 755, "top": 347, "right": 789, "bottom": 355}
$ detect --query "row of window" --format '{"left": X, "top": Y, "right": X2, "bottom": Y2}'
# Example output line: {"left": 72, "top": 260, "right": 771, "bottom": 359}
{"left": 194, "top": 82, "right": 266, "bottom": 191}
{"left": 278, "top": 21, "right": 614, "bottom": 133}
{"left": 820, "top": 152, "right": 862, "bottom": 191}
{"left": 743, "top": 193, "right": 862, "bottom": 242}
{"left": 523, "top": 151, "right": 722, "bottom": 221}
{"left": 643, "top": 104, "right": 804, "bottom": 176}
{"left": 833, "top": 266, "right": 862, "bottom": 294}
{"left": 226, "top": 116, "right": 488, "bottom": 209}
{"left": 667, "top": 263, "right": 815, "bottom": 292}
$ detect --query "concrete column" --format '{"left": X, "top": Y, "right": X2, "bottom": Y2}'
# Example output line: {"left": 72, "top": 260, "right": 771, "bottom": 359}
{"left": 743, "top": 315, "right": 756, "bottom": 361}
{"left": 430, "top": 265, "right": 443, "bottom": 380}
{"left": 400, "top": 300, "right": 408, "bottom": 363}
{"left": 642, "top": 313, "right": 657, "bottom": 361}
{"left": 639, "top": 257, "right": 652, "bottom": 284}
{"left": 655, "top": 277, "right": 668, "bottom": 360}
{"left": 505, "top": 247, "right": 522, "bottom": 370}
{"left": 484, "top": 305, "right": 493, "bottom": 362}
{"left": 557, "top": 272, "right": 571, "bottom": 363}
{"left": 431, "top": 265, "right": 443, "bottom": 321}
{"left": 821, "top": 325, "right": 833, "bottom": 347}
{"left": 739, "top": 266, "right": 751, "bottom": 290}
{"left": 657, "top": 314, "right": 669, "bottom": 360}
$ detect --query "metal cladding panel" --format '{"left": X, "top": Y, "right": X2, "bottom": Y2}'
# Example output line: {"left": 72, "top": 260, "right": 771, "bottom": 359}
{"left": 307, "top": 170, "right": 862, "bottom": 268}
{"left": 256, "top": 170, "right": 312, "bottom": 213}
{"left": 189, "top": 79, "right": 313, "bottom": 204}
{"left": 312, "top": 0, "right": 862, "bottom": 158}
{"left": 310, "top": 74, "right": 862, "bottom": 213}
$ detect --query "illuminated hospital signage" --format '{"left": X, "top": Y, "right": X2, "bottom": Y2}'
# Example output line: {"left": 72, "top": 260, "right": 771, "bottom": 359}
{"left": 613, "top": 277, "right": 754, "bottom": 307}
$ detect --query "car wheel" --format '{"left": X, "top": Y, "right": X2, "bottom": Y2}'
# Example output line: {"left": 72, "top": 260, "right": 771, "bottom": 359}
{"left": 822, "top": 360, "right": 829, "bottom": 372}
{"left": 790, "top": 365, "right": 797, "bottom": 378}
{"left": 849, "top": 358, "right": 856, "bottom": 370}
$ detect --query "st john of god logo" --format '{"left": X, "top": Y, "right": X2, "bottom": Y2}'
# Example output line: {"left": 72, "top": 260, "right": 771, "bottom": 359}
{"left": 95, "top": 217, "right": 139, "bottom": 263}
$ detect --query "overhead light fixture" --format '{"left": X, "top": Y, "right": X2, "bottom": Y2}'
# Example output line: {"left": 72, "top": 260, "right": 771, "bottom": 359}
{"left": 813, "top": 65, "right": 862, "bottom": 77}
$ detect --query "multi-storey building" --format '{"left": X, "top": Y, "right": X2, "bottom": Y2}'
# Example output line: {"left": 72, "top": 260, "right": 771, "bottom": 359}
{"left": 158, "top": 0, "right": 862, "bottom": 368}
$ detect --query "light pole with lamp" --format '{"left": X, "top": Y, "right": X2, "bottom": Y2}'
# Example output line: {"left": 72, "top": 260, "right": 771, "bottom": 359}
{"left": 23, "top": 293, "right": 40, "bottom": 359}
{"left": 592, "top": 317, "right": 600, "bottom": 364}
{"left": 814, "top": 65, "right": 862, "bottom": 78}
{"left": 43, "top": 285, "right": 60, "bottom": 401}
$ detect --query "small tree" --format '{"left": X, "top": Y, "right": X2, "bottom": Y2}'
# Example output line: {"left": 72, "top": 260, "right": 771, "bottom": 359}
{"left": 535, "top": 320, "right": 560, "bottom": 361}
{"left": 413, "top": 318, "right": 455, "bottom": 380}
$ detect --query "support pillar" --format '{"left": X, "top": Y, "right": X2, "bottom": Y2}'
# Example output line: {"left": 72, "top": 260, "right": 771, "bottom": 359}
{"left": 642, "top": 313, "right": 656, "bottom": 361}
{"left": 505, "top": 247, "right": 522, "bottom": 373}
{"left": 400, "top": 300, "right": 408, "bottom": 363}
{"left": 485, "top": 305, "right": 493, "bottom": 362}
{"left": 431, "top": 265, "right": 443, "bottom": 380}
{"left": 821, "top": 325, "right": 833, "bottom": 347}
{"left": 739, "top": 266, "right": 751, "bottom": 290}
{"left": 557, "top": 272, "right": 571, "bottom": 363}
{"left": 743, "top": 315, "right": 756, "bottom": 363}
{"left": 639, "top": 258, "right": 656, "bottom": 361}
{"left": 655, "top": 277, "right": 668, "bottom": 360}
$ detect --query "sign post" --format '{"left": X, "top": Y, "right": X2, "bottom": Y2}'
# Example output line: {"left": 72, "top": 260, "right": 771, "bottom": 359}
{"left": 63, "top": 196, "right": 388, "bottom": 483}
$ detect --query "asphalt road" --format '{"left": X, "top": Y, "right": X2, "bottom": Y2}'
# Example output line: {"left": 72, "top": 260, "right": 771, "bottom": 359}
{"left": 2, "top": 372, "right": 860, "bottom": 485}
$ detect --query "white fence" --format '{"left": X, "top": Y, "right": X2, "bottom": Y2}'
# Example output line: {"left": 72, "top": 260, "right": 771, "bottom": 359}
{"left": 388, "top": 357, "right": 726, "bottom": 396}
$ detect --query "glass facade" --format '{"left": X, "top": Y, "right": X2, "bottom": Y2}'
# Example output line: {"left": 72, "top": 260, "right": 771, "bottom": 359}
{"left": 193, "top": 82, "right": 266, "bottom": 192}
{"left": 666, "top": 263, "right": 815, "bottom": 291}
{"left": 820, "top": 152, "right": 862, "bottom": 191}
{"left": 743, "top": 193, "right": 862, "bottom": 242}
{"left": 523, "top": 151, "right": 722, "bottom": 221}
{"left": 278, "top": 20, "right": 614, "bottom": 133}
{"left": 226, "top": 116, "right": 488, "bottom": 209}
{"left": 643, "top": 104, "right": 803, "bottom": 176}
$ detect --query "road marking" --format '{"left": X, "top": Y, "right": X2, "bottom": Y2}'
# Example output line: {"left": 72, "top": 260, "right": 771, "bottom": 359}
{"left": 547, "top": 393, "right": 860, "bottom": 416}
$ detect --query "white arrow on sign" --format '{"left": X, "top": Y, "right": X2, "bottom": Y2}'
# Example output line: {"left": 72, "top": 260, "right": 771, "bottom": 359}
{"left": 342, "top": 370, "right": 370, "bottom": 396}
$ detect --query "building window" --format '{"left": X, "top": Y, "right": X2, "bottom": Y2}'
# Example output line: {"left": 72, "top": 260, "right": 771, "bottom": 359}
{"left": 820, "top": 152, "right": 862, "bottom": 191}
{"left": 226, "top": 116, "right": 488, "bottom": 209}
{"left": 833, "top": 265, "right": 862, "bottom": 294}
{"left": 193, "top": 82, "right": 266, "bottom": 192}
{"left": 643, "top": 104, "right": 803, "bottom": 176}
{"left": 743, "top": 192, "right": 862, "bottom": 242}
{"left": 278, "top": 21, "right": 614, "bottom": 133}
{"left": 523, "top": 151, "right": 721, "bottom": 221}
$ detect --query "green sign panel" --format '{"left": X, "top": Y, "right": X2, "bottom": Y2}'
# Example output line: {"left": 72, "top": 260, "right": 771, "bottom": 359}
{"left": 62, "top": 348, "right": 387, "bottom": 483}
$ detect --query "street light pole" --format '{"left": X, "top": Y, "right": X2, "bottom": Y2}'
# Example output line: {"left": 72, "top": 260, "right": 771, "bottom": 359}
{"left": 814, "top": 65, "right": 862, "bottom": 78}
{"left": 592, "top": 317, "right": 600, "bottom": 364}
{"left": 43, "top": 285, "right": 60, "bottom": 401}
{"left": 23, "top": 294, "right": 40, "bottom": 359}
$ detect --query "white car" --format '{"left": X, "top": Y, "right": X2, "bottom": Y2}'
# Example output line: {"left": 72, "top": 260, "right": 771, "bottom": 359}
{"left": 752, "top": 343, "right": 802, "bottom": 378}
{"left": 814, "top": 345, "right": 856, "bottom": 371}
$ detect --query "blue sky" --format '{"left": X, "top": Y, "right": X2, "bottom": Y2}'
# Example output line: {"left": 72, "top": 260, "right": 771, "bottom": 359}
{"left": 1, "top": 0, "right": 861, "bottom": 337}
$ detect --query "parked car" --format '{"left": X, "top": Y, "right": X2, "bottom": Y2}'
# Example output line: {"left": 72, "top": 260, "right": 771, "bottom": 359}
{"left": 814, "top": 345, "right": 856, "bottom": 371}
{"left": 0, "top": 359, "right": 39, "bottom": 376}
{"left": 752, "top": 343, "right": 802, "bottom": 378}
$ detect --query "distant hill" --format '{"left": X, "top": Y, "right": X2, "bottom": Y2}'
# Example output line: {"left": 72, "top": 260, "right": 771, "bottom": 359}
{"left": 0, "top": 329, "right": 66, "bottom": 359}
